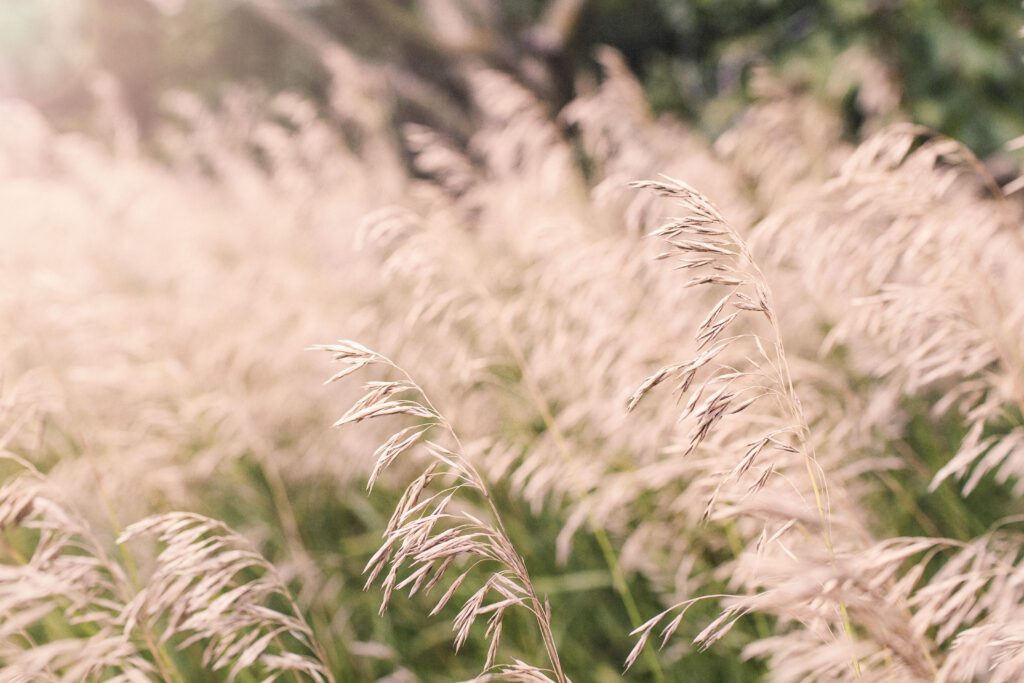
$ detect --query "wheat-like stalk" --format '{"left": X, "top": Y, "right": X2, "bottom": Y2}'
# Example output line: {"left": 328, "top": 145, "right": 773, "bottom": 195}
{"left": 622, "top": 176, "right": 860, "bottom": 672}
{"left": 317, "top": 340, "right": 569, "bottom": 682}
{"left": 118, "top": 512, "right": 334, "bottom": 682}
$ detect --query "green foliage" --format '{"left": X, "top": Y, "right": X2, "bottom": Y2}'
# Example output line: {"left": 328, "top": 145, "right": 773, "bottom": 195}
{"left": 582, "top": 0, "right": 1024, "bottom": 154}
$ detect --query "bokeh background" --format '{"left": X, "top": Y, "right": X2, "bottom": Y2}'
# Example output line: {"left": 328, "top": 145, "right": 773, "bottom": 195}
{"left": 4, "top": 1, "right": 1024, "bottom": 157}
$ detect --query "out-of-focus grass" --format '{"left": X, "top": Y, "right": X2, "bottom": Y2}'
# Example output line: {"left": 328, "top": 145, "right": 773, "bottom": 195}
{"left": 869, "top": 399, "right": 1024, "bottom": 544}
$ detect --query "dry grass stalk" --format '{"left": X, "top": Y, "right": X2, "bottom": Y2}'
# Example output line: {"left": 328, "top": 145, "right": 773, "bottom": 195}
{"left": 0, "top": 452, "right": 333, "bottom": 681}
{"left": 318, "top": 341, "right": 569, "bottom": 682}
{"left": 118, "top": 512, "right": 334, "bottom": 682}
{"left": 622, "top": 176, "right": 864, "bottom": 674}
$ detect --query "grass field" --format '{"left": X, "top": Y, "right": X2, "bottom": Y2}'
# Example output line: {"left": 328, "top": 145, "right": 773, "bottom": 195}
{"left": 2, "top": 6, "right": 1024, "bottom": 682}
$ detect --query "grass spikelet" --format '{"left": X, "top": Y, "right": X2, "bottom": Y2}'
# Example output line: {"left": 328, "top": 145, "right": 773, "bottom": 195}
{"left": 118, "top": 512, "right": 333, "bottom": 682}
{"left": 321, "top": 342, "right": 570, "bottom": 682}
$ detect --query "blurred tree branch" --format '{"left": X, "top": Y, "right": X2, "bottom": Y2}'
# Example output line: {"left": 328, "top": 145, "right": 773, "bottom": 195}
{"left": 530, "top": 0, "right": 588, "bottom": 54}
{"left": 238, "top": 0, "right": 475, "bottom": 139}
{"left": 237, "top": 0, "right": 592, "bottom": 138}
